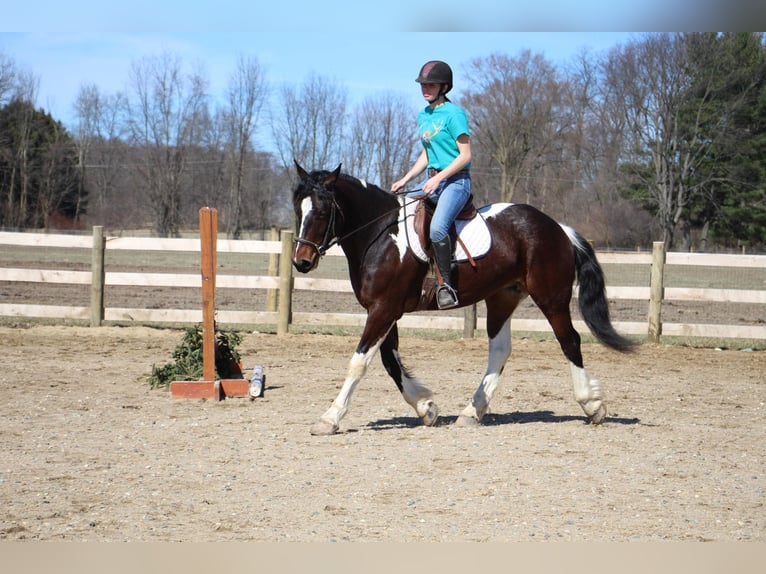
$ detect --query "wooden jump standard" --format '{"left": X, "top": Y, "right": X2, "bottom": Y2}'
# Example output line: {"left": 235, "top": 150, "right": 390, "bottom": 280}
{"left": 169, "top": 207, "right": 250, "bottom": 400}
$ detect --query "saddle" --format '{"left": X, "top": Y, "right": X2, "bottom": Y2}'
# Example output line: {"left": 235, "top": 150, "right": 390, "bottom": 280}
{"left": 413, "top": 195, "right": 479, "bottom": 267}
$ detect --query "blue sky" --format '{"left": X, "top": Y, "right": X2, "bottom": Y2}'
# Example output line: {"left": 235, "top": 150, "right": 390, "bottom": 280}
{"left": 2, "top": 32, "right": 638, "bottom": 126}
{"left": 1, "top": 2, "right": 761, "bottom": 130}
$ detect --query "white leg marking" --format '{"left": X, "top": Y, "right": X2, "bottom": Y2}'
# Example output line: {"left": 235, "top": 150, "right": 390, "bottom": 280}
{"left": 393, "top": 349, "right": 438, "bottom": 425}
{"left": 458, "top": 319, "right": 512, "bottom": 424}
{"left": 570, "top": 362, "right": 606, "bottom": 423}
{"left": 317, "top": 337, "right": 386, "bottom": 431}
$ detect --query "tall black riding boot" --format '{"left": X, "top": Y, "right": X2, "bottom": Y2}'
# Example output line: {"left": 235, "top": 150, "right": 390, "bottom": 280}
{"left": 432, "top": 237, "right": 459, "bottom": 309}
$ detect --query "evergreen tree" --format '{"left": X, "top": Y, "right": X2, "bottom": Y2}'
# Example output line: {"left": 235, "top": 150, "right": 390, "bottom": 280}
{"left": 0, "top": 99, "right": 87, "bottom": 228}
{"left": 682, "top": 32, "right": 766, "bottom": 250}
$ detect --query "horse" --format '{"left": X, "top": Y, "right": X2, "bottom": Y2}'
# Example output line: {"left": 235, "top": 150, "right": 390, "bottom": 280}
{"left": 291, "top": 162, "right": 636, "bottom": 436}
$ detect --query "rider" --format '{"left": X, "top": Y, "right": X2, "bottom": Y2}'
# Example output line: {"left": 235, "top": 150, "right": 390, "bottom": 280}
{"left": 391, "top": 60, "right": 472, "bottom": 310}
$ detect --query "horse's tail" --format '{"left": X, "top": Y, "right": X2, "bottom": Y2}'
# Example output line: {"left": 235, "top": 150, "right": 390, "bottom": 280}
{"left": 561, "top": 225, "right": 637, "bottom": 353}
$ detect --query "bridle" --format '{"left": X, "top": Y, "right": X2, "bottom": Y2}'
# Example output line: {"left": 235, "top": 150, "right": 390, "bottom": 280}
{"left": 293, "top": 192, "right": 341, "bottom": 260}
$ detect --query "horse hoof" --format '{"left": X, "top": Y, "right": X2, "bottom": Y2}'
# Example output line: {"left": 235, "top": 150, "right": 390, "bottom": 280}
{"left": 455, "top": 414, "right": 481, "bottom": 427}
{"left": 589, "top": 404, "right": 607, "bottom": 425}
{"left": 310, "top": 421, "right": 339, "bottom": 435}
{"left": 420, "top": 400, "right": 439, "bottom": 426}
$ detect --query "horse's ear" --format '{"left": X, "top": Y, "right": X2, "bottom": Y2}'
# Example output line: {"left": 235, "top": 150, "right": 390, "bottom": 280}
{"left": 294, "top": 159, "right": 309, "bottom": 180}
{"left": 324, "top": 163, "right": 342, "bottom": 186}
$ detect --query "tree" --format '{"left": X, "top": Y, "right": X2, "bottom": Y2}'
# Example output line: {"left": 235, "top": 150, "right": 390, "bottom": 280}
{"left": 345, "top": 93, "right": 417, "bottom": 189}
{"left": 0, "top": 51, "right": 18, "bottom": 106}
{"left": 271, "top": 73, "right": 347, "bottom": 171}
{"left": 559, "top": 47, "right": 654, "bottom": 247}
{"left": 219, "top": 55, "right": 268, "bottom": 238}
{"left": 605, "top": 34, "right": 700, "bottom": 249}
{"left": 73, "top": 84, "right": 129, "bottom": 226}
{"left": 126, "top": 52, "right": 209, "bottom": 237}
{"left": 461, "top": 50, "right": 566, "bottom": 204}
{"left": 0, "top": 99, "right": 86, "bottom": 228}
{"left": 681, "top": 32, "right": 766, "bottom": 250}
{"left": 609, "top": 33, "right": 766, "bottom": 251}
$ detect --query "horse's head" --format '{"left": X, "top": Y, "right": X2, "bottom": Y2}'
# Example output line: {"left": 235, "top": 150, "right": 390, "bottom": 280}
{"left": 292, "top": 161, "right": 342, "bottom": 273}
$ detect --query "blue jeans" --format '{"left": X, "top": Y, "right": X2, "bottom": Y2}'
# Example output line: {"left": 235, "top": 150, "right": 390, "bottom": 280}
{"left": 408, "top": 172, "right": 471, "bottom": 242}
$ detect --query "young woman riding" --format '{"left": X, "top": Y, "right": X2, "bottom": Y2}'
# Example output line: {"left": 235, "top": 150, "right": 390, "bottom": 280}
{"left": 391, "top": 60, "right": 472, "bottom": 310}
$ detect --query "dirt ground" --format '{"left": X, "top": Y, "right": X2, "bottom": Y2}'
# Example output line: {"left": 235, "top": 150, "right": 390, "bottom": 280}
{"left": 0, "top": 324, "right": 763, "bottom": 542}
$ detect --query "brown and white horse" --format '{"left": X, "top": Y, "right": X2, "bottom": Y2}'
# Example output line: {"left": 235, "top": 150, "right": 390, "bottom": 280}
{"left": 292, "top": 163, "right": 635, "bottom": 435}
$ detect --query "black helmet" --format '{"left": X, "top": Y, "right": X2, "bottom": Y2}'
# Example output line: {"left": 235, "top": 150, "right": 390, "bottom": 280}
{"left": 415, "top": 60, "right": 453, "bottom": 94}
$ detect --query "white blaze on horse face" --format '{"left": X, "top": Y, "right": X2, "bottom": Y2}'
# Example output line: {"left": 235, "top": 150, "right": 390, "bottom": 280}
{"left": 298, "top": 197, "right": 313, "bottom": 239}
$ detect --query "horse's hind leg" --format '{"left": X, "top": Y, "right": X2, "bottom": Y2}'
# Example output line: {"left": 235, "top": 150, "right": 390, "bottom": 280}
{"left": 546, "top": 312, "right": 606, "bottom": 424}
{"left": 380, "top": 324, "right": 438, "bottom": 427}
{"left": 456, "top": 317, "right": 511, "bottom": 426}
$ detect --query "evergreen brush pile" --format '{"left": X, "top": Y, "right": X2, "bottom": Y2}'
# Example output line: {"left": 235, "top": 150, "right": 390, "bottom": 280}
{"left": 147, "top": 324, "right": 242, "bottom": 389}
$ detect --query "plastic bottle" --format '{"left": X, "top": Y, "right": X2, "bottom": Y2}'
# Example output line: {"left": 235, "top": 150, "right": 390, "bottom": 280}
{"left": 250, "top": 365, "right": 265, "bottom": 398}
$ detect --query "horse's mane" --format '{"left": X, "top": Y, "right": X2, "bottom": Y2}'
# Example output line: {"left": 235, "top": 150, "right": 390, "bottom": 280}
{"left": 295, "top": 169, "right": 397, "bottom": 208}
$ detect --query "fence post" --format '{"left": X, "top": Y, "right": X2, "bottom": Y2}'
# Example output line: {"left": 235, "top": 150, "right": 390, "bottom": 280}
{"left": 278, "top": 230, "right": 294, "bottom": 335}
{"left": 266, "top": 226, "right": 279, "bottom": 312}
{"left": 90, "top": 225, "right": 105, "bottom": 327}
{"left": 648, "top": 241, "right": 666, "bottom": 343}
{"left": 463, "top": 304, "right": 477, "bottom": 338}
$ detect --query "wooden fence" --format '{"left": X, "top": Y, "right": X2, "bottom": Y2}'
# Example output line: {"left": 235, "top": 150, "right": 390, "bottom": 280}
{"left": 1, "top": 227, "right": 765, "bottom": 343}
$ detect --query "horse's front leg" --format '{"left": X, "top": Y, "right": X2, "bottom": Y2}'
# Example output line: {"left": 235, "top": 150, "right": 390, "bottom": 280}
{"left": 379, "top": 324, "right": 438, "bottom": 427}
{"left": 311, "top": 312, "right": 399, "bottom": 436}
{"left": 456, "top": 317, "right": 512, "bottom": 426}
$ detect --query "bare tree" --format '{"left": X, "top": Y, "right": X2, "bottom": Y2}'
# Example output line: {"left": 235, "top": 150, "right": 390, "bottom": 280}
{"left": 461, "top": 50, "right": 566, "bottom": 204}
{"left": 220, "top": 55, "right": 268, "bottom": 238}
{"left": 345, "top": 93, "right": 417, "bottom": 188}
{"left": 0, "top": 51, "right": 18, "bottom": 106}
{"left": 73, "top": 84, "right": 129, "bottom": 226}
{"left": 555, "top": 48, "right": 652, "bottom": 247}
{"left": 271, "top": 73, "right": 347, "bottom": 171}
{"left": 126, "top": 52, "right": 209, "bottom": 237}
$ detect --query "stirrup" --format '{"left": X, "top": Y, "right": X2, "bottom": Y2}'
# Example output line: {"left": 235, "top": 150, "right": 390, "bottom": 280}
{"left": 436, "top": 284, "right": 459, "bottom": 309}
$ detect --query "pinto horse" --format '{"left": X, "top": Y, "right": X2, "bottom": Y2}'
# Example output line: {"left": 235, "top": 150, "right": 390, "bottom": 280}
{"left": 292, "top": 162, "right": 635, "bottom": 436}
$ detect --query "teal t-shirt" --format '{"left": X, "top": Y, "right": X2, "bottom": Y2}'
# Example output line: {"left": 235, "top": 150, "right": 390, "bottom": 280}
{"left": 418, "top": 101, "right": 471, "bottom": 171}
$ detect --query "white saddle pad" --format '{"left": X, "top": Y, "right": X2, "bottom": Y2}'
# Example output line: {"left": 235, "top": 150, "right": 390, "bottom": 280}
{"left": 399, "top": 198, "right": 510, "bottom": 263}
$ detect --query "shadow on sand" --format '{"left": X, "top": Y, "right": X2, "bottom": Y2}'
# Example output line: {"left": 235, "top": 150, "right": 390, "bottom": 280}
{"left": 359, "top": 410, "right": 642, "bottom": 432}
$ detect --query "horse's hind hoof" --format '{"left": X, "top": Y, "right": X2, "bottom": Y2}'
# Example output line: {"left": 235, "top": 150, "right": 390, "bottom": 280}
{"left": 455, "top": 414, "right": 481, "bottom": 427}
{"left": 310, "top": 420, "right": 339, "bottom": 435}
{"left": 588, "top": 404, "right": 607, "bottom": 425}
{"left": 419, "top": 400, "right": 439, "bottom": 427}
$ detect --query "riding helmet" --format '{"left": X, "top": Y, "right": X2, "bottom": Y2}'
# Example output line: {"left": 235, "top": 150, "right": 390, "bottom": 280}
{"left": 415, "top": 60, "right": 453, "bottom": 94}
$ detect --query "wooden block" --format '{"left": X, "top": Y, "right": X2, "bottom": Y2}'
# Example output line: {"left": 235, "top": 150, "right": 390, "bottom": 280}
{"left": 220, "top": 378, "right": 250, "bottom": 398}
{"left": 170, "top": 380, "right": 221, "bottom": 400}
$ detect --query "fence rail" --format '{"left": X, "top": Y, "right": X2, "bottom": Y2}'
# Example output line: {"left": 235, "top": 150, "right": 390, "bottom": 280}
{"left": 1, "top": 228, "right": 765, "bottom": 343}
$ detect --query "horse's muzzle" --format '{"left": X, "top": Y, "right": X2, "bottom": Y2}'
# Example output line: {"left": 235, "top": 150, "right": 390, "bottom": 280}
{"left": 292, "top": 258, "right": 315, "bottom": 274}
{"left": 292, "top": 238, "right": 323, "bottom": 273}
